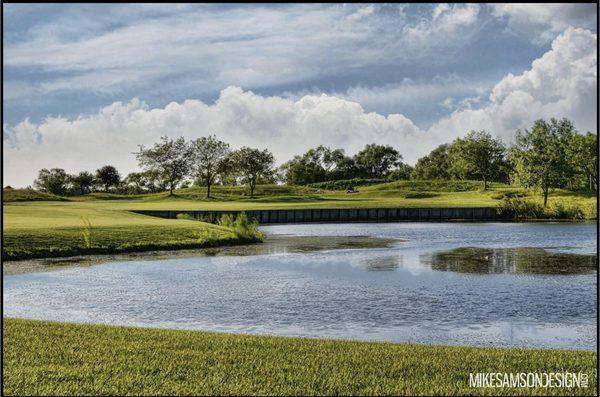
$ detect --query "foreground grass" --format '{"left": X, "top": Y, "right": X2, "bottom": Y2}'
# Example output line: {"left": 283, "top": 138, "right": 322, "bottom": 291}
{"left": 3, "top": 319, "right": 596, "bottom": 396}
{"left": 3, "top": 181, "right": 595, "bottom": 260}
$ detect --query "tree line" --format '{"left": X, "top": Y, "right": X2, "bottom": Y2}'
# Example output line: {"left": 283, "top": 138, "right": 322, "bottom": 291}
{"left": 31, "top": 118, "right": 597, "bottom": 205}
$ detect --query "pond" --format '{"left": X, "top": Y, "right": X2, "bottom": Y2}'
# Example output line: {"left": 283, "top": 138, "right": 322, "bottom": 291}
{"left": 3, "top": 222, "right": 597, "bottom": 350}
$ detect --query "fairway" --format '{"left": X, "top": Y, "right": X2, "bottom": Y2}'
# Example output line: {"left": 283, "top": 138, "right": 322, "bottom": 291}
{"left": 3, "top": 318, "right": 596, "bottom": 396}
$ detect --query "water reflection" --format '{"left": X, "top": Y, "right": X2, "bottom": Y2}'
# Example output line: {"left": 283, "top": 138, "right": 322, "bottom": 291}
{"left": 422, "top": 247, "right": 597, "bottom": 275}
{"left": 3, "top": 235, "right": 399, "bottom": 276}
{"left": 363, "top": 256, "right": 401, "bottom": 271}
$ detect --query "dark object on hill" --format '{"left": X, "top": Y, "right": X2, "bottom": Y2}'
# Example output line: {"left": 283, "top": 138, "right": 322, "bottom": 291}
{"left": 346, "top": 187, "right": 359, "bottom": 193}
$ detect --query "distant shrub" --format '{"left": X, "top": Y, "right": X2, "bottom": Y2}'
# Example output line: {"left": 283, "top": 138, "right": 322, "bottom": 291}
{"left": 491, "top": 190, "right": 527, "bottom": 200}
{"left": 308, "top": 178, "right": 387, "bottom": 190}
{"left": 366, "top": 180, "right": 485, "bottom": 192}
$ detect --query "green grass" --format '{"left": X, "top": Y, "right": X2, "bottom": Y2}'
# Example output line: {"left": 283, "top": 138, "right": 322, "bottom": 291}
{"left": 2, "top": 202, "right": 260, "bottom": 260}
{"left": 3, "top": 181, "right": 595, "bottom": 260}
{"left": 3, "top": 318, "right": 596, "bottom": 396}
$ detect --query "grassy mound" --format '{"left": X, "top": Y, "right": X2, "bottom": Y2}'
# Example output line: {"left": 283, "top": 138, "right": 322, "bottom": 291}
{"left": 2, "top": 188, "right": 67, "bottom": 202}
{"left": 3, "top": 318, "right": 596, "bottom": 396}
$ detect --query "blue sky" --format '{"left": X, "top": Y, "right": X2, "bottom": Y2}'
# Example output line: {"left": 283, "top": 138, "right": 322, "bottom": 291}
{"left": 3, "top": 3, "right": 598, "bottom": 186}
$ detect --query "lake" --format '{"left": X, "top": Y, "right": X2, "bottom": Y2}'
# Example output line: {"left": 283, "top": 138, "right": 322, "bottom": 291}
{"left": 3, "top": 222, "right": 597, "bottom": 350}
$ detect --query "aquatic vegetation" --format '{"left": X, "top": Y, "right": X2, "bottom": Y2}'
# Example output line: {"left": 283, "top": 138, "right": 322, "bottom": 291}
{"left": 423, "top": 247, "right": 597, "bottom": 275}
{"left": 217, "top": 212, "right": 264, "bottom": 241}
{"left": 80, "top": 216, "right": 92, "bottom": 248}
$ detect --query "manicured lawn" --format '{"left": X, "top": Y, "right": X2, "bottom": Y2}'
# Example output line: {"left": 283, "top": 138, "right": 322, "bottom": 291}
{"left": 3, "top": 181, "right": 596, "bottom": 260}
{"left": 2, "top": 202, "right": 248, "bottom": 260}
{"left": 3, "top": 318, "right": 596, "bottom": 396}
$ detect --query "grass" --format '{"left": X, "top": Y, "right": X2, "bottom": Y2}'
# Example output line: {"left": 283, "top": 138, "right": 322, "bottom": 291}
{"left": 3, "top": 181, "right": 596, "bottom": 260}
{"left": 3, "top": 318, "right": 596, "bottom": 396}
{"left": 2, "top": 202, "right": 262, "bottom": 260}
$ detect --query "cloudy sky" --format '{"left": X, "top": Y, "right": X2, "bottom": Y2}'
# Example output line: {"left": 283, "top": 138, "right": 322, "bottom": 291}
{"left": 3, "top": 3, "right": 597, "bottom": 187}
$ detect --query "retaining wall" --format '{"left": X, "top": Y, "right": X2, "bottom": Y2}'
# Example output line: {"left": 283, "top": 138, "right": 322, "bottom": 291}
{"left": 131, "top": 207, "right": 506, "bottom": 223}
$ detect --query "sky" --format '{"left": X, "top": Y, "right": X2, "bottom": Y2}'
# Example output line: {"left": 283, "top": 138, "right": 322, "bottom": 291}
{"left": 3, "top": 3, "right": 598, "bottom": 187}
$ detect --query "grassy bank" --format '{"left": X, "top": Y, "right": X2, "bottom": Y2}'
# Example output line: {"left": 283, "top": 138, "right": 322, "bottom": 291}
{"left": 3, "top": 181, "right": 596, "bottom": 260}
{"left": 2, "top": 203, "right": 262, "bottom": 260}
{"left": 3, "top": 318, "right": 596, "bottom": 396}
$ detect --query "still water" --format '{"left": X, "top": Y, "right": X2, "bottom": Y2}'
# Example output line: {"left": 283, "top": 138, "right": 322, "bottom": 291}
{"left": 3, "top": 222, "right": 597, "bottom": 350}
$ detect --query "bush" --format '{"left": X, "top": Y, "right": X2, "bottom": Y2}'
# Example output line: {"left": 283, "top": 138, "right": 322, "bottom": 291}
{"left": 497, "top": 197, "right": 592, "bottom": 220}
{"left": 546, "top": 202, "right": 584, "bottom": 220}
{"left": 308, "top": 178, "right": 387, "bottom": 190}
{"left": 496, "top": 197, "right": 545, "bottom": 220}
{"left": 218, "top": 212, "right": 264, "bottom": 241}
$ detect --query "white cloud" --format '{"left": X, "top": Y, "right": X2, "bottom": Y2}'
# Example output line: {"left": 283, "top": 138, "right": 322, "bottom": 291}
{"left": 4, "top": 27, "right": 597, "bottom": 187}
{"left": 490, "top": 3, "right": 597, "bottom": 44}
{"left": 429, "top": 27, "right": 597, "bottom": 141}
{"left": 402, "top": 4, "right": 480, "bottom": 50}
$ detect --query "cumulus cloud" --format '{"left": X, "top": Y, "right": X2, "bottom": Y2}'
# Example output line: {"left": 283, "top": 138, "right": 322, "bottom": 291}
{"left": 3, "top": 27, "right": 597, "bottom": 187}
{"left": 429, "top": 27, "right": 597, "bottom": 142}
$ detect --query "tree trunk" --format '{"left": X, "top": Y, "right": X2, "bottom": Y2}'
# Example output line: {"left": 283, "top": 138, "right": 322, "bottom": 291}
{"left": 250, "top": 181, "right": 255, "bottom": 198}
{"left": 483, "top": 176, "right": 488, "bottom": 191}
{"left": 169, "top": 184, "right": 174, "bottom": 196}
{"left": 543, "top": 186, "right": 548, "bottom": 207}
{"left": 206, "top": 173, "right": 211, "bottom": 198}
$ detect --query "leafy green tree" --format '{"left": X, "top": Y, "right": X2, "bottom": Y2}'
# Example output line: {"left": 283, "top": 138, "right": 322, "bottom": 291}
{"left": 33, "top": 168, "right": 70, "bottom": 195}
{"left": 567, "top": 132, "right": 597, "bottom": 192}
{"left": 95, "top": 165, "right": 121, "bottom": 192}
{"left": 228, "top": 147, "right": 275, "bottom": 197}
{"left": 449, "top": 130, "right": 506, "bottom": 190}
{"left": 70, "top": 171, "right": 95, "bottom": 195}
{"left": 411, "top": 144, "right": 452, "bottom": 180}
{"left": 387, "top": 163, "right": 414, "bottom": 181}
{"left": 280, "top": 146, "right": 346, "bottom": 185}
{"left": 135, "top": 136, "right": 192, "bottom": 195}
{"left": 509, "top": 118, "right": 575, "bottom": 206}
{"left": 354, "top": 144, "right": 401, "bottom": 178}
{"left": 190, "top": 135, "right": 230, "bottom": 198}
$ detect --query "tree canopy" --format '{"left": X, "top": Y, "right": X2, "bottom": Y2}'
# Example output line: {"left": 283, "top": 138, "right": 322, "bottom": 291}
{"left": 135, "top": 136, "right": 192, "bottom": 195}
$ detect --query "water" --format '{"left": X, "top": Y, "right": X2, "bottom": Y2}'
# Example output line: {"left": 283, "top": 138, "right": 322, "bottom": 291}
{"left": 3, "top": 222, "right": 597, "bottom": 350}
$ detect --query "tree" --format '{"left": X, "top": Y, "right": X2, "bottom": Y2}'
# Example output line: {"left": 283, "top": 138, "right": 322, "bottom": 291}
{"left": 411, "top": 144, "right": 452, "bottom": 180}
{"left": 33, "top": 168, "right": 70, "bottom": 195}
{"left": 354, "top": 144, "right": 402, "bottom": 178}
{"left": 70, "top": 171, "right": 95, "bottom": 195}
{"left": 135, "top": 136, "right": 192, "bottom": 195}
{"left": 228, "top": 147, "right": 275, "bottom": 197}
{"left": 280, "top": 146, "right": 347, "bottom": 185}
{"left": 567, "top": 132, "right": 597, "bottom": 192}
{"left": 509, "top": 118, "right": 574, "bottom": 206}
{"left": 95, "top": 165, "right": 121, "bottom": 192}
{"left": 450, "top": 130, "right": 506, "bottom": 190}
{"left": 190, "top": 135, "right": 230, "bottom": 198}
{"left": 387, "top": 163, "right": 414, "bottom": 181}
